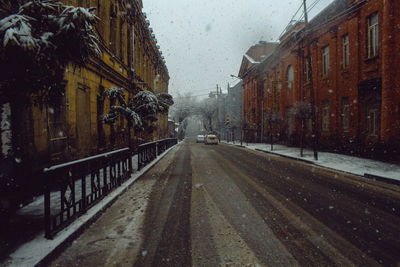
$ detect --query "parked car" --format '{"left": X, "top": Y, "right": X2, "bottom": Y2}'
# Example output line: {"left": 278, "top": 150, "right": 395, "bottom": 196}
{"left": 205, "top": 135, "right": 218, "bottom": 145}
{"left": 196, "top": 135, "right": 205, "bottom": 143}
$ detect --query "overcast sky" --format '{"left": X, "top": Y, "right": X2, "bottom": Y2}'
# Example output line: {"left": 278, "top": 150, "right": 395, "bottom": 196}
{"left": 143, "top": 0, "right": 334, "bottom": 98}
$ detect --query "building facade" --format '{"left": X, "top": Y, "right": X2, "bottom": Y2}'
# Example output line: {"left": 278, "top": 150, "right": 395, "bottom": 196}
{"left": 239, "top": 41, "right": 279, "bottom": 142}
{"left": 225, "top": 81, "right": 243, "bottom": 141}
{"left": 29, "top": 0, "right": 169, "bottom": 163}
{"left": 239, "top": 0, "right": 400, "bottom": 159}
{"left": 0, "top": 0, "right": 169, "bottom": 208}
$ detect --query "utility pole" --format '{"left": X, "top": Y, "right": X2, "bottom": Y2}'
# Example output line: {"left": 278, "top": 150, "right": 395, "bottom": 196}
{"left": 261, "top": 79, "right": 264, "bottom": 143}
{"left": 216, "top": 84, "right": 220, "bottom": 137}
{"left": 303, "top": 0, "right": 318, "bottom": 160}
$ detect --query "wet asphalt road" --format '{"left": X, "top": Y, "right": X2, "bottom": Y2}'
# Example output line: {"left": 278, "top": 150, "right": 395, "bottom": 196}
{"left": 49, "top": 139, "right": 400, "bottom": 266}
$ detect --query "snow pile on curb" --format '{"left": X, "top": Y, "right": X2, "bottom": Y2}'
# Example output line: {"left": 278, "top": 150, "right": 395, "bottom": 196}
{"left": 223, "top": 142, "right": 400, "bottom": 182}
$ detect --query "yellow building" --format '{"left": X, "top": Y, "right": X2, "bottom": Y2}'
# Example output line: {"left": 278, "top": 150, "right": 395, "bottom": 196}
{"left": 30, "top": 0, "right": 170, "bottom": 164}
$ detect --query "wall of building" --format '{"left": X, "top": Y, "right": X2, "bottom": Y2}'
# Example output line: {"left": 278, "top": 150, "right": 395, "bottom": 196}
{"left": 240, "top": 0, "right": 400, "bottom": 159}
{"left": 28, "top": 0, "right": 170, "bottom": 166}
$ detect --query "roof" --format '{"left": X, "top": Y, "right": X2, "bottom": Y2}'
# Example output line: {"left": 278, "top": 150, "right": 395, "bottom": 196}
{"left": 238, "top": 41, "right": 278, "bottom": 78}
{"left": 244, "top": 54, "right": 259, "bottom": 64}
{"left": 308, "top": 0, "right": 353, "bottom": 31}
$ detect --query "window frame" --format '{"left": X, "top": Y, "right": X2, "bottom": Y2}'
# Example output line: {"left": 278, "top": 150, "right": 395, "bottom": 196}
{"left": 342, "top": 34, "right": 349, "bottom": 69}
{"left": 109, "top": 2, "right": 117, "bottom": 54}
{"left": 263, "top": 79, "right": 268, "bottom": 95}
{"left": 286, "top": 65, "right": 294, "bottom": 89}
{"left": 367, "top": 12, "right": 379, "bottom": 59}
{"left": 305, "top": 55, "right": 312, "bottom": 82}
{"left": 322, "top": 46, "right": 330, "bottom": 76}
{"left": 367, "top": 107, "right": 379, "bottom": 136}
{"left": 277, "top": 72, "right": 281, "bottom": 91}
{"left": 322, "top": 100, "right": 330, "bottom": 132}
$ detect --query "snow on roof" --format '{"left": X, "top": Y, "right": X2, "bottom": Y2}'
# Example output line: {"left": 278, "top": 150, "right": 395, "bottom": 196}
{"left": 244, "top": 54, "right": 259, "bottom": 64}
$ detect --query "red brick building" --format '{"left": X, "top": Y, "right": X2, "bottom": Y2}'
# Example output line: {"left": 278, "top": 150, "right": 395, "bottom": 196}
{"left": 239, "top": 0, "right": 400, "bottom": 159}
{"left": 238, "top": 41, "right": 278, "bottom": 141}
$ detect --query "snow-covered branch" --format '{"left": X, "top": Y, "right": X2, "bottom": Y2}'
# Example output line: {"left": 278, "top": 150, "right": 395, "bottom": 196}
{"left": 0, "top": 0, "right": 101, "bottom": 100}
{"left": 102, "top": 88, "right": 173, "bottom": 133}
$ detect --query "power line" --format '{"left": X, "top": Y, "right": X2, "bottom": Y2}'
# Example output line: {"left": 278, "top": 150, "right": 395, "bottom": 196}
{"left": 303, "top": 1, "right": 365, "bottom": 35}
{"left": 278, "top": 1, "right": 304, "bottom": 40}
{"left": 297, "top": 0, "right": 322, "bottom": 22}
{"left": 278, "top": 0, "right": 322, "bottom": 40}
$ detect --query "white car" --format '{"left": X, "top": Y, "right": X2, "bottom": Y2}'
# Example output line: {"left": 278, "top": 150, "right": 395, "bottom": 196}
{"left": 196, "top": 135, "right": 205, "bottom": 143}
{"left": 205, "top": 135, "right": 218, "bottom": 145}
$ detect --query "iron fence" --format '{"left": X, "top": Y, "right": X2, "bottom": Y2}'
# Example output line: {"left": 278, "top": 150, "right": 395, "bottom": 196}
{"left": 138, "top": 141, "right": 157, "bottom": 170}
{"left": 43, "top": 138, "right": 177, "bottom": 239}
{"left": 137, "top": 138, "right": 178, "bottom": 170}
{"left": 157, "top": 138, "right": 178, "bottom": 155}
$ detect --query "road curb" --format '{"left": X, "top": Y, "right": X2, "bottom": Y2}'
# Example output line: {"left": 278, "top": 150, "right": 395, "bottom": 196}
{"left": 364, "top": 173, "right": 400, "bottom": 186}
{"left": 254, "top": 148, "right": 315, "bottom": 165}
{"left": 253, "top": 148, "right": 399, "bottom": 184}
{"left": 224, "top": 143, "right": 399, "bottom": 185}
{"left": 5, "top": 145, "right": 178, "bottom": 267}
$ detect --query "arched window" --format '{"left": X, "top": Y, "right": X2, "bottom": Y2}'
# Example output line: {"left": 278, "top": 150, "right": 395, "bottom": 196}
{"left": 287, "top": 65, "right": 294, "bottom": 89}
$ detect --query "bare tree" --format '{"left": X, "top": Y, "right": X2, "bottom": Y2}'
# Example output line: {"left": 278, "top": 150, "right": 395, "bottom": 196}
{"left": 170, "top": 92, "right": 196, "bottom": 139}
{"left": 265, "top": 109, "right": 282, "bottom": 151}
{"left": 196, "top": 97, "right": 217, "bottom": 132}
{"left": 289, "top": 101, "right": 311, "bottom": 157}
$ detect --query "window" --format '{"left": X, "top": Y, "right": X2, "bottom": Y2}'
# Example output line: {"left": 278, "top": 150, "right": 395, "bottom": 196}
{"left": 263, "top": 80, "right": 268, "bottom": 95}
{"left": 322, "top": 46, "right": 330, "bottom": 76}
{"left": 322, "top": 100, "right": 330, "bottom": 132}
{"left": 367, "top": 108, "right": 379, "bottom": 136}
{"left": 271, "top": 78, "right": 279, "bottom": 111}
{"left": 305, "top": 55, "right": 312, "bottom": 81}
{"left": 252, "top": 80, "right": 256, "bottom": 98}
{"left": 277, "top": 72, "right": 281, "bottom": 91}
{"left": 119, "top": 19, "right": 125, "bottom": 60}
{"left": 367, "top": 13, "right": 378, "bottom": 58}
{"left": 131, "top": 25, "right": 135, "bottom": 71}
{"left": 109, "top": 3, "right": 117, "bottom": 53}
{"left": 287, "top": 65, "right": 294, "bottom": 89}
{"left": 48, "top": 88, "right": 68, "bottom": 157}
{"left": 342, "top": 97, "right": 350, "bottom": 131}
{"left": 342, "top": 34, "right": 349, "bottom": 68}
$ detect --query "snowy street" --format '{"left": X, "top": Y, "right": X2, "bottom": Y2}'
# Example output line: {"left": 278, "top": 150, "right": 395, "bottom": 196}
{"left": 48, "top": 138, "right": 400, "bottom": 266}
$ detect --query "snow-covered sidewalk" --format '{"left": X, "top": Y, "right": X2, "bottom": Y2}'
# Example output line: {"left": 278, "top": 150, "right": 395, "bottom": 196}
{"left": 223, "top": 141, "right": 400, "bottom": 182}
{"left": 1, "top": 147, "right": 176, "bottom": 267}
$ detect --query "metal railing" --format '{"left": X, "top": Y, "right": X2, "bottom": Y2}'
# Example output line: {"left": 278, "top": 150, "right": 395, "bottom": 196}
{"left": 137, "top": 138, "right": 178, "bottom": 170}
{"left": 43, "top": 138, "right": 177, "bottom": 239}
{"left": 157, "top": 138, "right": 178, "bottom": 155}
